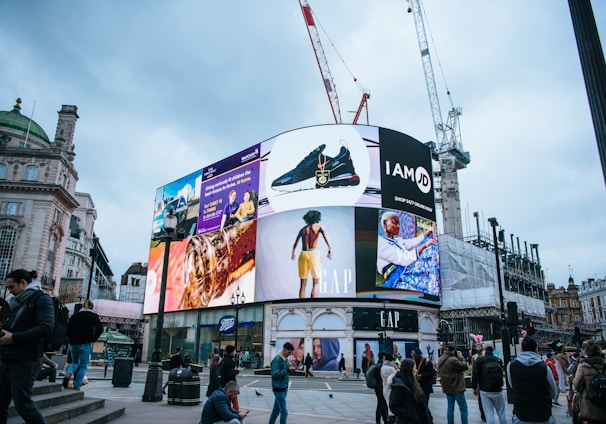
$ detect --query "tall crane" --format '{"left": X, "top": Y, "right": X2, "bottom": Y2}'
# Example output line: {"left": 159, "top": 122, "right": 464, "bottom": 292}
{"left": 299, "top": 0, "right": 370, "bottom": 124}
{"left": 407, "top": 0, "right": 470, "bottom": 239}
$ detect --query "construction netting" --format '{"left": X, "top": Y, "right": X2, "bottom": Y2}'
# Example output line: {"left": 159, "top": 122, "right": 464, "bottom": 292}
{"left": 438, "top": 235, "right": 545, "bottom": 317}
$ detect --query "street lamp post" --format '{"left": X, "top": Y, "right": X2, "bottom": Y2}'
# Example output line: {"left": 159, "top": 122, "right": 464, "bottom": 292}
{"left": 86, "top": 236, "right": 98, "bottom": 300}
{"left": 142, "top": 209, "right": 178, "bottom": 402}
{"left": 489, "top": 217, "right": 512, "bottom": 402}
{"left": 230, "top": 286, "right": 245, "bottom": 359}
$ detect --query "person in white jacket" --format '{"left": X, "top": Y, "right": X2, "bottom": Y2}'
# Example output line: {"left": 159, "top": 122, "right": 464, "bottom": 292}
{"left": 381, "top": 352, "right": 399, "bottom": 422}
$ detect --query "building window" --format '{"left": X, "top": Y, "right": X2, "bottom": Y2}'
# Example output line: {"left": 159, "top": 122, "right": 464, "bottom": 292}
{"left": 25, "top": 165, "right": 38, "bottom": 181}
{"left": 0, "top": 201, "right": 24, "bottom": 216}
{"left": 61, "top": 174, "right": 67, "bottom": 188}
{"left": 18, "top": 141, "right": 31, "bottom": 149}
{"left": 67, "top": 269, "right": 73, "bottom": 278}
{"left": 0, "top": 226, "right": 18, "bottom": 281}
{"left": 0, "top": 163, "right": 6, "bottom": 179}
{"left": 44, "top": 235, "right": 57, "bottom": 280}
{"left": 560, "top": 299, "right": 567, "bottom": 308}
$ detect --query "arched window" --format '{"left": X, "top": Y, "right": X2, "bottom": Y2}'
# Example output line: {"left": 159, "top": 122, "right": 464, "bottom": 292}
{"left": 0, "top": 163, "right": 6, "bottom": 179}
{"left": 25, "top": 165, "right": 38, "bottom": 181}
{"left": 0, "top": 226, "right": 18, "bottom": 281}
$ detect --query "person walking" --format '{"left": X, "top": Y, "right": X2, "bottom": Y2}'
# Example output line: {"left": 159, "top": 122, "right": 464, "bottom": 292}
{"left": 304, "top": 352, "right": 313, "bottom": 378}
{"left": 438, "top": 345, "right": 469, "bottom": 424}
{"left": 339, "top": 353, "right": 347, "bottom": 378}
{"left": 412, "top": 348, "right": 435, "bottom": 423}
{"left": 389, "top": 358, "right": 430, "bottom": 424}
{"left": 381, "top": 352, "right": 399, "bottom": 423}
{"left": 0, "top": 269, "right": 54, "bottom": 424}
{"left": 572, "top": 340, "right": 606, "bottom": 424}
{"left": 471, "top": 343, "right": 487, "bottom": 422}
{"left": 134, "top": 348, "right": 142, "bottom": 367}
{"left": 219, "top": 345, "right": 242, "bottom": 409}
{"left": 544, "top": 353, "right": 560, "bottom": 405}
{"left": 201, "top": 380, "right": 248, "bottom": 424}
{"left": 373, "top": 352, "right": 389, "bottom": 424}
{"left": 471, "top": 342, "right": 507, "bottom": 424}
{"left": 63, "top": 299, "right": 103, "bottom": 391}
{"left": 206, "top": 355, "right": 221, "bottom": 398}
{"left": 269, "top": 342, "right": 296, "bottom": 424}
{"left": 507, "top": 337, "right": 557, "bottom": 424}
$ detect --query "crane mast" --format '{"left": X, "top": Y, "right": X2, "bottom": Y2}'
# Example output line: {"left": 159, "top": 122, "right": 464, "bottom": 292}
{"left": 408, "top": 0, "right": 470, "bottom": 239}
{"left": 300, "top": 0, "right": 342, "bottom": 124}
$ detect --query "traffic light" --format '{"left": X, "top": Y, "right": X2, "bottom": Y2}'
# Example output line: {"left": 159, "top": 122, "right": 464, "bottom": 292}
{"left": 525, "top": 319, "right": 535, "bottom": 337}
{"left": 385, "top": 337, "right": 393, "bottom": 355}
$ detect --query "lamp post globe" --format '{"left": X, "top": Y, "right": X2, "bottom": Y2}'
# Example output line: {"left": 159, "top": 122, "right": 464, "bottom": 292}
{"left": 142, "top": 209, "right": 177, "bottom": 402}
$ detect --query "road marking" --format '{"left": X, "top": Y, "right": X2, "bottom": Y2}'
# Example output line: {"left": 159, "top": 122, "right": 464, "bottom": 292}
{"left": 243, "top": 380, "right": 259, "bottom": 387}
{"left": 325, "top": 382, "right": 332, "bottom": 390}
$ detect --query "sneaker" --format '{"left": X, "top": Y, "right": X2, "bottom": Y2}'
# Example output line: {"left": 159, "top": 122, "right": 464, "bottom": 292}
{"left": 62, "top": 372, "right": 72, "bottom": 388}
{"left": 271, "top": 143, "right": 359, "bottom": 191}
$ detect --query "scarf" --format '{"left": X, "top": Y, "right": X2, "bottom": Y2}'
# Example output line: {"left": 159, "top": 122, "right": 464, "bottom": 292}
{"left": 8, "top": 286, "right": 40, "bottom": 311}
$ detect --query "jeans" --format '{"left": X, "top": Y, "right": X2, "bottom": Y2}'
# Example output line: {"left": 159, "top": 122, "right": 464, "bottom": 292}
{"left": 480, "top": 391, "right": 507, "bottom": 424}
{"left": 0, "top": 358, "right": 46, "bottom": 424}
{"left": 269, "top": 390, "right": 288, "bottom": 424}
{"left": 67, "top": 343, "right": 91, "bottom": 388}
{"left": 446, "top": 391, "right": 468, "bottom": 424}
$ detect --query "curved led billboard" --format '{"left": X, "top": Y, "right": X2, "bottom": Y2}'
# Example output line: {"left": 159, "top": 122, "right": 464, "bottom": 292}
{"left": 143, "top": 124, "right": 440, "bottom": 314}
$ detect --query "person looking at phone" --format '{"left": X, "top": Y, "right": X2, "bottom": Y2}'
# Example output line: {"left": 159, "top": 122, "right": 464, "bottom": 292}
{"left": 201, "top": 380, "right": 248, "bottom": 424}
{"left": 438, "top": 345, "right": 469, "bottom": 424}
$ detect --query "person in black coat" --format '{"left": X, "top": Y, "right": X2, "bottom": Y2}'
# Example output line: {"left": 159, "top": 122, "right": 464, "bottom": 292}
{"left": 63, "top": 299, "right": 103, "bottom": 390}
{"left": 0, "top": 269, "right": 54, "bottom": 423}
{"left": 412, "top": 349, "right": 435, "bottom": 422}
{"left": 206, "top": 355, "right": 221, "bottom": 398}
{"left": 389, "top": 359, "right": 430, "bottom": 424}
{"left": 220, "top": 345, "right": 242, "bottom": 410}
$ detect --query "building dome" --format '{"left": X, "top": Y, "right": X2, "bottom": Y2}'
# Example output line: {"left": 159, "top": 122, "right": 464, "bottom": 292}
{"left": 0, "top": 99, "right": 50, "bottom": 143}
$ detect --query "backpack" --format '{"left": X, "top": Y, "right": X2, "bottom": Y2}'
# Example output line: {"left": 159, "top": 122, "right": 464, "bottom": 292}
{"left": 482, "top": 358, "right": 504, "bottom": 391}
{"left": 586, "top": 363, "right": 606, "bottom": 404}
{"left": 45, "top": 295, "right": 69, "bottom": 351}
{"left": 366, "top": 364, "right": 382, "bottom": 389}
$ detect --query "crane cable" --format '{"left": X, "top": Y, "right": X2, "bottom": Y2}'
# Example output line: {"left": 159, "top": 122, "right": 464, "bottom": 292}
{"left": 309, "top": 6, "right": 368, "bottom": 95}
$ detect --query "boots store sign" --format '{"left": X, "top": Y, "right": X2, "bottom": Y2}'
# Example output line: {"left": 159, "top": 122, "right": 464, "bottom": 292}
{"left": 352, "top": 307, "right": 419, "bottom": 333}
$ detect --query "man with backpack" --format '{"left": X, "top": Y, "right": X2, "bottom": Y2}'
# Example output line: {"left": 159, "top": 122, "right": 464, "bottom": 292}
{"left": 0, "top": 269, "right": 55, "bottom": 424}
{"left": 471, "top": 342, "right": 507, "bottom": 424}
{"left": 507, "top": 338, "right": 557, "bottom": 424}
{"left": 572, "top": 340, "right": 606, "bottom": 423}
{"left": 63, "top": 299, "right": 102, "bottom": 391}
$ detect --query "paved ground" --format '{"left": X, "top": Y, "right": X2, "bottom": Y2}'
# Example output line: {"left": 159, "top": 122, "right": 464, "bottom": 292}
{"left": 78, "top": 366, "right": 574, "bottom": 423}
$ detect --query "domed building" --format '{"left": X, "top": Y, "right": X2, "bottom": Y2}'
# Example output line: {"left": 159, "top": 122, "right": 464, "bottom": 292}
{"left": 0, "top": 98, "right": 110, "bottom": 298}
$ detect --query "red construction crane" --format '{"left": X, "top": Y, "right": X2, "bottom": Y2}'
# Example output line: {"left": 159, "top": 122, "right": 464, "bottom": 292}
{"left": 299, "top": 0, "right": 369, "bottom": 124}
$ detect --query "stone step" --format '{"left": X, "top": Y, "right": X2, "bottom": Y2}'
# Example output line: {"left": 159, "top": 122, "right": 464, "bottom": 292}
{"left": 7, "top": 384, "right": 125, "bottom": 424}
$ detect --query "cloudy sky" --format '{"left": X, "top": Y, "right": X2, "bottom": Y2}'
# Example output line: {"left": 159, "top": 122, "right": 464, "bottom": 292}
{"left": 1, "top": 1, "right": 604, "bottom": 288}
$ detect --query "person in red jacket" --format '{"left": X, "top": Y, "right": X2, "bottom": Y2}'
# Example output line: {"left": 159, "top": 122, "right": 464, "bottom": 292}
{"left": 544, "top": 353, "right": 560, "bottom": 405}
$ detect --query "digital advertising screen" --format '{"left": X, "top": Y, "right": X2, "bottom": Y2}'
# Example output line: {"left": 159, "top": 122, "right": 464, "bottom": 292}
{"left": 198, "top": 144, "right": 260, "bottom": 235}
{"left": 255, "top": 206, "right": 355, "bottom": 301}
{"left": 143, "top": 124, "right": 441, "bottom": 314}
{"left": 151, "top": 170, "right": 201, "bottom": 239}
